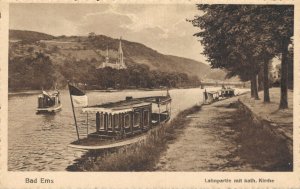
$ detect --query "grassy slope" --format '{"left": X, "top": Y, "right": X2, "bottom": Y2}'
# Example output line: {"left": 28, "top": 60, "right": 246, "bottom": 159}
{"left": 9, "top": 29, "right": 229, "bottom": 80}
{"left": 10, "top": 29, "right": 55, "bottom": 41}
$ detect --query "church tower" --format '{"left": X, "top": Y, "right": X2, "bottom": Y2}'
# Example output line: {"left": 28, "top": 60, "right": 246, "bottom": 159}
{"left": 118, "top": 37, "right": 126, "bottom": 69}
{"left": 97, "top": 37, "right": 127, "bottom": 70}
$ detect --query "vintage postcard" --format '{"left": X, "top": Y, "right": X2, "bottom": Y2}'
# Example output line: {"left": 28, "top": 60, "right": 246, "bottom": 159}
{"left": 0, "top": 0, "right": 299, "bottom": 188}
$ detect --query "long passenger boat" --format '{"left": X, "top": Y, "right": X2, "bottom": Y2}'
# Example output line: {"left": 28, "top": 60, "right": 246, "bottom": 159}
{"left": 203, "top": 87, "right": 235, "bottom": 104}
{"left": 68, "top": 92, "right": 172, "bottom": 150}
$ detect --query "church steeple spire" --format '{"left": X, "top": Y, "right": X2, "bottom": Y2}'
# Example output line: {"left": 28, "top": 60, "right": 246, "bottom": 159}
{"left": 105, "top": 46, "right": 109, "bottom": 63}
{"left": 97, "top": 37, "right": 126, "bottom": 70}
{"left": 118, "top": 36, "right": 124, "bottom": 67}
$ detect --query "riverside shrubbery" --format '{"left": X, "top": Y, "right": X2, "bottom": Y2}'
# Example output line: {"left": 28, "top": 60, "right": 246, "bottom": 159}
{"left": 9, "top": 52, "right": 200, "bottom": 91}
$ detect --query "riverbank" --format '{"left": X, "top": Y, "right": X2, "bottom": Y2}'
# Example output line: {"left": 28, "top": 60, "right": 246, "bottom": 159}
{"left": 238, "top": 88, "right": 293, "bottom": 156}
{"left": 66, "top": 88, "right": 292, "bottom": 171}
{"left": 154, "top": 89, "right": 293, "bottom": 171}
{"left": 8, "top": 86, "right": 197, "bottom": 95}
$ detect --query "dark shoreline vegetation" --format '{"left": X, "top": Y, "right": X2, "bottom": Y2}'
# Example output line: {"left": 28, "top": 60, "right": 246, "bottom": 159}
{"left": 66, "top": 105, "right": 202, "bottom": 171}
{"left": 9, "top": 52, "right": 200, "bottom": 91}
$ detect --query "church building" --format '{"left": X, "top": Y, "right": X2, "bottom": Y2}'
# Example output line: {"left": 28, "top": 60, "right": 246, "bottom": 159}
{"left": 96, "top": 37, "right": 127, "bottom": 70}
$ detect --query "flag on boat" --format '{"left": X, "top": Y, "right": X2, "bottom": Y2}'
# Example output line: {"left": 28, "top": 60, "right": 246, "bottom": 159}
{"left": 204, "top": 89, "right": 208, "bottom": 100}
{"left": 68, "top": 84, "right": 88, "bottom": 107}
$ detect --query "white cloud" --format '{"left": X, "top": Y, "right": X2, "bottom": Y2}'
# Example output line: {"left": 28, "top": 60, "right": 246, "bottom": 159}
{"left": 10, "top": 4, "right": 207, "bottom": 63}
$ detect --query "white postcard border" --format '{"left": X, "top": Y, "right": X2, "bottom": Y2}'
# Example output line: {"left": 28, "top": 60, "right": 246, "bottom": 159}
{"left": 0, "top": 0, "right": 299, "bottom": 188}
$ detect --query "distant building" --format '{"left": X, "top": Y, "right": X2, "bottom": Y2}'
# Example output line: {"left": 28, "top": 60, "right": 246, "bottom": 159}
{"left": 96, "top": 37, "right": 127, "bottom": 70}
{"left": 272, "top": 64, "right": 281, "bottom": 81}
{"left": 270, "top": 57, "right": 281, "bottom": 81}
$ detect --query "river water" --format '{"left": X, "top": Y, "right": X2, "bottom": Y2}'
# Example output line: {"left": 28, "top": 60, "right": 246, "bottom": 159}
{"left": 9, "top": 88, "right": 216, "bottom": 171}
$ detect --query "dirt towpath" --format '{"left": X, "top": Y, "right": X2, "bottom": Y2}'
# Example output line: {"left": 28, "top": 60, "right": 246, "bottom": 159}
{"left": 154, "top": 96, "right": 292, "bottom": 171}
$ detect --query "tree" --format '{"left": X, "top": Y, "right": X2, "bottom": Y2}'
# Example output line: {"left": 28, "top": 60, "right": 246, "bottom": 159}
{"left": 263, "top": 59, "right": 270, "bottom": 102}
{"left": 189, "top": 5, "right": 262, "bottom": 99}
{"left": 88, "top": 32, "right": 96, "bottom": 39}
{"left": 190, "top": 5, "right": 293, "bottom": 105}
{"left": 27, "top": 47, "right": 34, "bottom": 53}
{"left": 9, "top": 52, "right": 56, "bottom": 90}
{"left": 250, "top": 6, "right": 293, "bottom": 104}
{"left": 287, "top": 45, "right": 294, "bottom": 90}
{"left": 260, "top": 6, "right": 293, "bottom": 108}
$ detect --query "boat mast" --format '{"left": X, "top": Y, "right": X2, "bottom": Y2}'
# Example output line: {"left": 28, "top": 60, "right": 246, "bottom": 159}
{"left": 86, "top": 113, "right": 89, "bottom": 135}
{"left": 68, "top": 82, "right": 80, "bottom": 141}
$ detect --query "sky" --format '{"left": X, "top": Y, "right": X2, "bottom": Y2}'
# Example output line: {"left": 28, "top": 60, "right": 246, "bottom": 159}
{"left": 9, "top": 3, "right": 207, "bottom": 63}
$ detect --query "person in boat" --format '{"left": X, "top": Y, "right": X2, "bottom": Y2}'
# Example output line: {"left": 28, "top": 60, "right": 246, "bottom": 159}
{"left": 47, "top": 96, "right": 53, "bottom": 106}
{"left": 42, "top": 91, "right": 53, "bottom": 107}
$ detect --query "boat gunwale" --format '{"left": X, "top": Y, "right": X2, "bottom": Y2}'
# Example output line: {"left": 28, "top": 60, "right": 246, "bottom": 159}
{"left": 83, "top": 95, "right": 171, "bottom": 112}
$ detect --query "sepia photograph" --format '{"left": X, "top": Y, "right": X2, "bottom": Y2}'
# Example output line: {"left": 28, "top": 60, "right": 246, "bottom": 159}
{"left": 1, "top": 0, "right": 299, "bottom": 187}
{"left": 6, "top": 2, "right": 295, "bottom": 174}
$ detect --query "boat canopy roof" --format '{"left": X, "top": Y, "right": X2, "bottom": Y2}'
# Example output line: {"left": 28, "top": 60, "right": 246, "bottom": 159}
{"left": 38, "top": 90, "right": 60, "bottom": 98}
{"left": 137, "top": 95, "right": 171, "bottom": 105}
{"left": 82, "top": 95, "right": 171, "bottom": 114}
{"left": 221, "top": 88, "right": 235, "bottom": 91}
{"left": 207, "top": 91, "right": 219, "bottom": 94}
{"left": 206, "top": 88, "right": 234, "bottom": 94}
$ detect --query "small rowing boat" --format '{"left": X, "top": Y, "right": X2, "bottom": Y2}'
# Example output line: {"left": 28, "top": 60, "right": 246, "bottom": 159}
{"left": 36, "top": 90, "right": 62, "bottom": 114}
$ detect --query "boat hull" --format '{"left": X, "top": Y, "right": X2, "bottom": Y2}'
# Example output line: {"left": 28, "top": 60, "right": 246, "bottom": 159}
{"left": 68, "top": 133, "right": 148, "bottom": 150}
{"left": 68, "top": 118, "right": 169, "bottom": 150}
{"left": 36, "top": 104, "right": 62, "bottom": 114}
